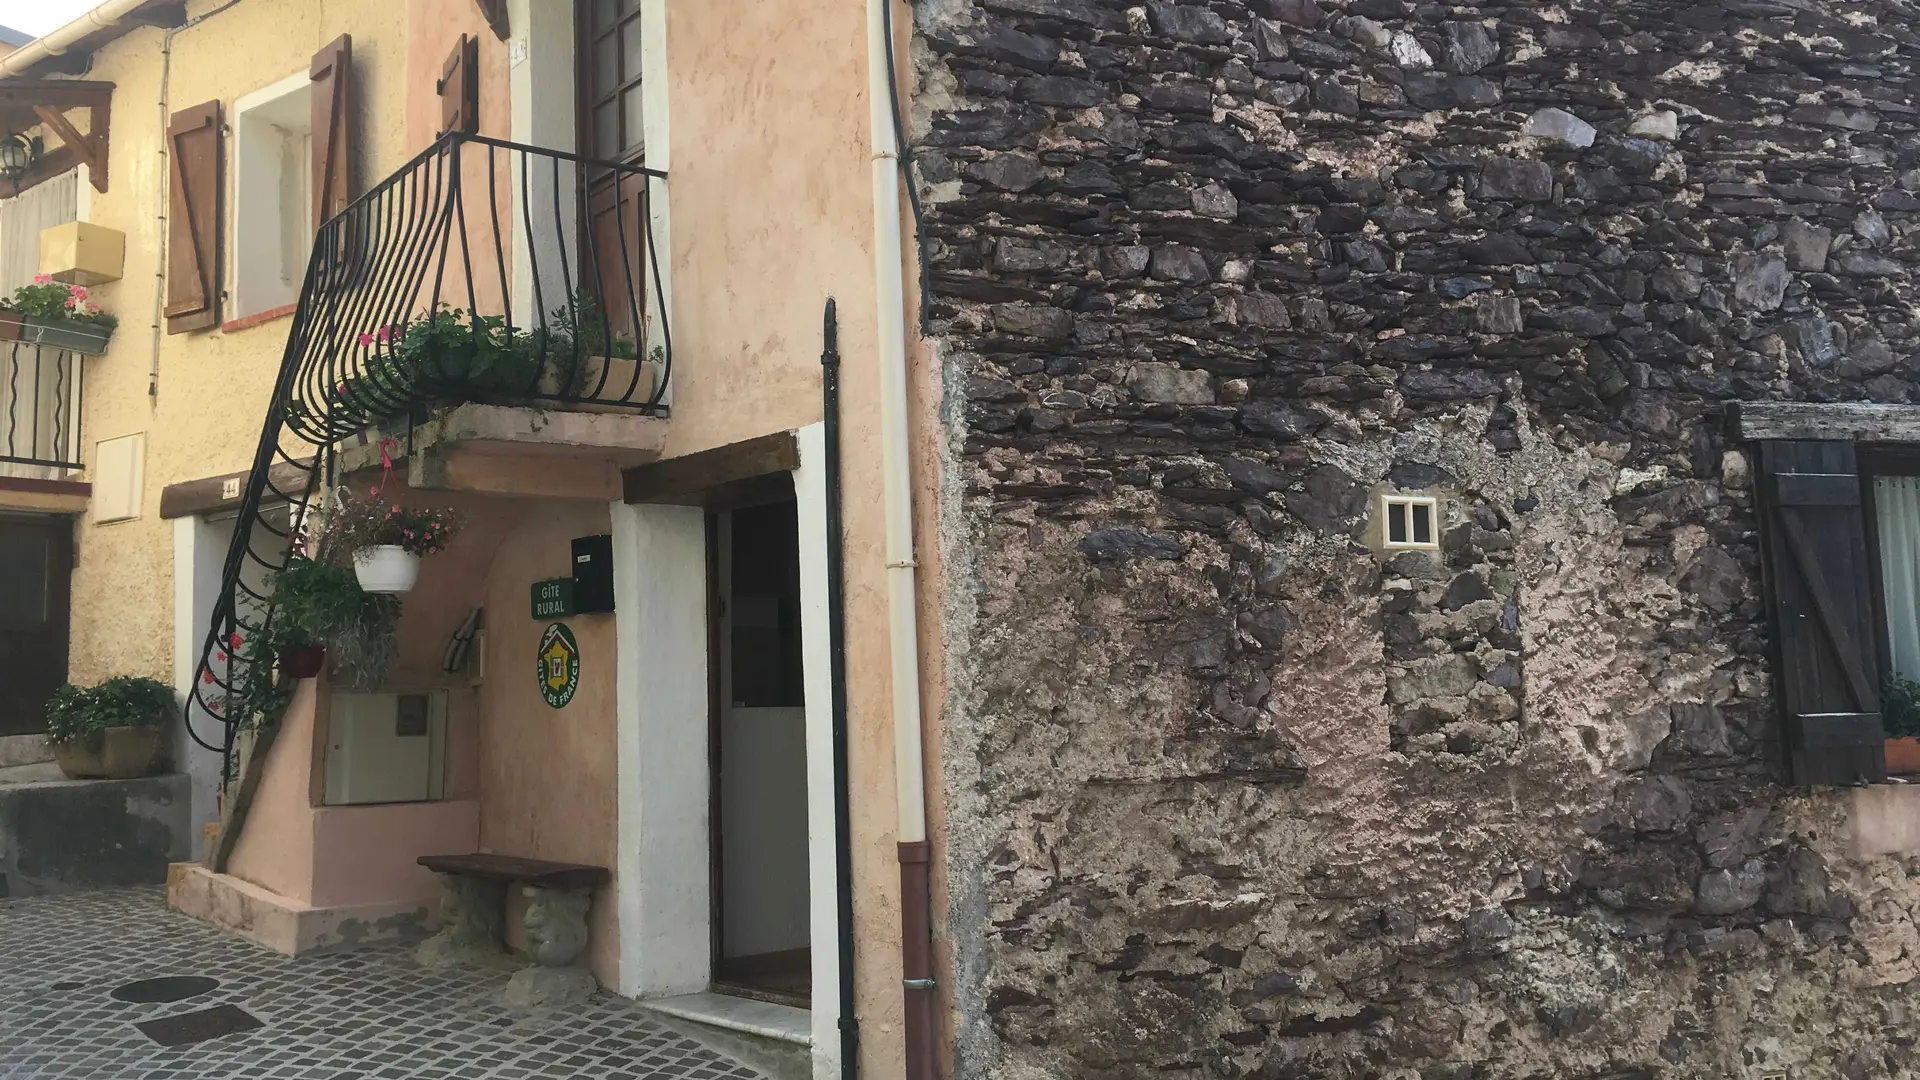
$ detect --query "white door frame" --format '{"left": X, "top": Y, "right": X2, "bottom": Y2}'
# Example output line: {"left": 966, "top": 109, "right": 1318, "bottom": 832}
{"left": 610, "top": 422, "right": 841, "bottom": 1077}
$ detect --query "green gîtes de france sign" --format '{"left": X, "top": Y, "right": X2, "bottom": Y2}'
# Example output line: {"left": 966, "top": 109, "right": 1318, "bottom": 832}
{"left": 538, "top": 622, "right": 580, "bottom": 709}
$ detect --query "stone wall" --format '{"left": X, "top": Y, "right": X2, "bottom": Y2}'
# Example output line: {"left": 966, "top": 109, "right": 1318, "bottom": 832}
{"left": 918, "top": 0, "right": 1920, "bottom": 1076}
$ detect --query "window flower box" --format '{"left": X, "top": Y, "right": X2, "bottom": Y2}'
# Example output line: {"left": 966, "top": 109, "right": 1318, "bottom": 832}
{"left": 18, "top": 315, "right": 113, "bottom": 355}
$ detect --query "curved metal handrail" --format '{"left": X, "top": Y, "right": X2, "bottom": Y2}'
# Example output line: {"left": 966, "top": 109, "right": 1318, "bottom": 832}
{"left": 182, "top": 131, "right": 669, "bottom": 764}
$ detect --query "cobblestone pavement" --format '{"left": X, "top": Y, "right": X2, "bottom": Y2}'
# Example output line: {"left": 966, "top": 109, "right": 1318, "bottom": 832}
{"left": 0, "top": 888, "right": 764, "bottom": 1079}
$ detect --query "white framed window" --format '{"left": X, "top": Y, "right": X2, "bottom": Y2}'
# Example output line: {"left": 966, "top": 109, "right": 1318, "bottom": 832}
{"left": 230, "top": 71, "right": 312, "bottom": 321}
{"left": 1381, "top": 494, "right": 1439, "bottom": 550}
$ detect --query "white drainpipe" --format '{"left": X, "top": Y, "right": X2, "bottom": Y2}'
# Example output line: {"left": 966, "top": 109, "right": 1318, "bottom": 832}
{"left": 865, "top": 0, "right": 936, "bottom": 1077}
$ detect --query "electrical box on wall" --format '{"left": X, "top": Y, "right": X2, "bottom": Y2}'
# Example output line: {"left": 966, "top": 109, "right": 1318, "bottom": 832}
{"left": 572, "top": 534, "right": 615, "bottom": 614}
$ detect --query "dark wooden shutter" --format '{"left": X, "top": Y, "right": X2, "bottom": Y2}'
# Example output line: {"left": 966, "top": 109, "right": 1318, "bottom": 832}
{"left": 438, "top": 33, "right": 479, "bottom": 135}
{"left": 165, "top": 100, "right": 222, "bottom": 335}
{"left": 310, "top": 34, "right": 353, "bottom": 230}
{"left": 1755, "top": 440, "right": 1887, "bottom": 785}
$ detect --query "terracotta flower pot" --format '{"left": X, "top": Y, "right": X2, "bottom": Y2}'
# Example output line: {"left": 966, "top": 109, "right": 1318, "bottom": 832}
{"left": 52, "top": 726, "right": 169, "bottom": 781}
{"left": 0, "top": 311, "right": 21, "bottom": 342}
{"left": 279, "top": 644, "right": 327, "bottom": 679}
{"left": 1886, "top": 737, "right": 1920, "bottom": 776}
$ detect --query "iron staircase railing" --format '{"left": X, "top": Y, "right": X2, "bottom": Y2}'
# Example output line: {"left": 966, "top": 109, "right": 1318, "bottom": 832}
{"left": 183, "top": 131, "right": 669, "bottom": 770}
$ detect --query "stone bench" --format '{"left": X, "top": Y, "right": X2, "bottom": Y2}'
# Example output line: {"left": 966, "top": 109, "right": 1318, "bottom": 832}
{"left": 414, "top": 852, "right": 610, "bottom": 1008}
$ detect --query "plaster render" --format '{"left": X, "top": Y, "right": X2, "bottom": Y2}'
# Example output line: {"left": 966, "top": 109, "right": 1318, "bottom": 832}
{"left": 913, "top": 0, "right": 1920, "bottom": 1077}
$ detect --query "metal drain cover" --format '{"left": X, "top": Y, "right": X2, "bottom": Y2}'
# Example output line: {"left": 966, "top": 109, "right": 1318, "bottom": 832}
{"left": 111, "top": 976, "right": 220, "bottom": 1004}
{"left": 134, "top": 1003, "right": 263, "bottom": 1047}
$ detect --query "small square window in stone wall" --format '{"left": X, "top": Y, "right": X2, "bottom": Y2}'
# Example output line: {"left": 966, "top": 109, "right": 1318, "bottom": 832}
{"left": 1384, "top": 500, "right": 1524, "bottom": 757}
{"left": 1382, "top": 495, "right": 1440, "bottom": 549}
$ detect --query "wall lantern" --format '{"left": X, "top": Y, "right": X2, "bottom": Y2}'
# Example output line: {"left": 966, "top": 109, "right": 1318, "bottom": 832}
{"left": 0, "top": 134, "right": 39, "bottom": 195}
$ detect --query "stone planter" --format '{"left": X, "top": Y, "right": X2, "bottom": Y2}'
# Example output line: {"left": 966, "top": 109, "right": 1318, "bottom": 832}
{"left": 353, "top": 544, "right": 420, "bottom": 593}
{"left": 1885, "top": 737, "right": 1920, "bottom": 776}
{"left": 53, "top": 726, "right": 168, "bottom": 781}
{"left": 19, "top": 316, "right": 113, "bottom": 356}
{"left": 538, "top": 352, "right": 660, "bottom": 405}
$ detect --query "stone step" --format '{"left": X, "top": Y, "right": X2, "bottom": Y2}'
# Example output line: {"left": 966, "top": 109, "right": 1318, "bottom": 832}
{"left": 0, "top": 733, "right": 53, "bottom": 769}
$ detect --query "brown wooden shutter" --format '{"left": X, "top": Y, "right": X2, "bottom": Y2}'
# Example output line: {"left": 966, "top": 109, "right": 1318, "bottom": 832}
{"left": 439, "top": 33, "right": 479, "bottom": 135}
{"left": 165, "top": 100, "right": 222, "bottom": 335}
{"left": 1755, "top": 440, "right": 1887, "bottom": 785}
{"left": 310, "top": 34, "right": 353, "bottom": 230}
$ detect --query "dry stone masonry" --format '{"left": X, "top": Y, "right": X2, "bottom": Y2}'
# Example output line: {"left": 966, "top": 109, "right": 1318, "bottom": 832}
{"left": 919, "top": 0, "right": 1920, "bottom": 1076}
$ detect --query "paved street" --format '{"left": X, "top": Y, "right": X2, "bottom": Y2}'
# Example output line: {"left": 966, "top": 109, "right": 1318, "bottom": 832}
{"left": 0, "top": 888, "right": 763, "bottom": 1079}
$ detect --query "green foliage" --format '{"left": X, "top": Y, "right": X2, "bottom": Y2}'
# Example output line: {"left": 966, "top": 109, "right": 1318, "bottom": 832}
{"left": 2, "top": 276, "right": 118, "bottom": 330}
{"left": 319, "top": 292, "right": 642, "bottom": 421}
{"left": 1884, "top": 676, "right": 1920, "bottom": 739}
{"left": 267, "top": 556, "right": 402, "bottom": 690}
{"left": 322, "top": 493, "right": 461, "bottom": 558}
{"left": 45, "top": 676, "right": 174, "bottom": 745}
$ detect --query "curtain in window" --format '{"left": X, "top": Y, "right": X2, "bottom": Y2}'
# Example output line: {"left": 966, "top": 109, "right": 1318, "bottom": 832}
{"left": 1876, "top": 476, "right": 1920, "bottom": 680}
{"left": 0, "top": 170, "right": 78, "bottom": 294}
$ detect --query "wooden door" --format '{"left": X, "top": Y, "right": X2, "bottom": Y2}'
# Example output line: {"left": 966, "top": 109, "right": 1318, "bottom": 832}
{"left": 0, "top": 516, "right": 72, "bottom": 737}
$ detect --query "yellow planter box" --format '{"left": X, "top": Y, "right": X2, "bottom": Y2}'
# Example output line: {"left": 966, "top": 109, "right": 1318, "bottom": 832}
{"left": 39, "top": 220, "right": 126, "bottom": 287}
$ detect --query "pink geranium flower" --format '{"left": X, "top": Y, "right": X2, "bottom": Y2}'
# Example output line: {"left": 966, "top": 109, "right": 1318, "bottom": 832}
{"left": 357, "top": 331, "right": 375, "bottom": 347}
{"left": 32, "top": 273, "right": 49, "bottom": 284}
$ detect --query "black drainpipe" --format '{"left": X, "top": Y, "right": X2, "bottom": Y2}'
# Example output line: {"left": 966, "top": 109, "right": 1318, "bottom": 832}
{"left": 822, "top": 298, "right": 860, "bottom": 1080}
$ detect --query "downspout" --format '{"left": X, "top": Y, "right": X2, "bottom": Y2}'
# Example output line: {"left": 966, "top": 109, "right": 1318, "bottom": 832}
{"left": 822, "top": 299, "right": 861, "bottom": 1080}
{"left": 865, "top": 2, "right": 936, "bottom": 1079}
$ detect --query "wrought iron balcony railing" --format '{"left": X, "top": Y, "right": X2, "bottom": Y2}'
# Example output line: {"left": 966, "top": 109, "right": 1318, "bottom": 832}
{"left": 0, "top": 342, "right": 83, "bottom": 471}
{"left": 183, "top": 131, "right": 668, "bottom": 776}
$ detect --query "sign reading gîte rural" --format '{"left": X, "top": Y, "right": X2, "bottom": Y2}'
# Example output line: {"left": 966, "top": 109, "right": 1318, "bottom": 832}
{"left": 538, "top": 622, "right": 580, "bottom": 709}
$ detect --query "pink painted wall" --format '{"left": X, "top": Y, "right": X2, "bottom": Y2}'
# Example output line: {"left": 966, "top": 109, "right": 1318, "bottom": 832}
{"left": 309, "top": 799, "right": 481, "bottom": 909}
{"left": 478, "top": 501, "right": 622, "bottom": 985}
{"left": 227, "top": 678, "right": 322, "bottom": 903}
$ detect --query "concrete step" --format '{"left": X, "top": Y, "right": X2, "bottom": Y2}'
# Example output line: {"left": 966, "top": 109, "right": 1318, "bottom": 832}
{"left": 0, "top": 733, "right": 53, "bottom": 768}
{"left": 640, "top": 992, "right": 812, "bottom": 1080}
{"left": 0, "top": 762, "right": 68, "bottom": 786}
{"left": 0, "top": 772, "right": 192, "bottom": 898}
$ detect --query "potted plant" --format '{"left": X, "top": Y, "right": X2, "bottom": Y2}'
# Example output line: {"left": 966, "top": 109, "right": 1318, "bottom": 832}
{"left": 45, "top": 676, "right": 174, "bottom": 780}
{"left": 323, "top": 494, "right": 460, "bottom": 594}
{"left": 1, "top": 275, "right": 117, "bottom": 355}
{"left": 1883, "top": 677, "right": 1920, "bottom": 775}
{"left": 213, "top": 557, "right": 404, "bottom": 728}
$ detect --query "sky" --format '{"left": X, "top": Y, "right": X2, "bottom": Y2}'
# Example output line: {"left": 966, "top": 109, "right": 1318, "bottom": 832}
{"left": 0, "top": 0, "right": 104, "bottom": 39}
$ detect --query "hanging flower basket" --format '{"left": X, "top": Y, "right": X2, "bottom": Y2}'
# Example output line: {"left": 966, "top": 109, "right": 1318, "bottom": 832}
{"left": 19, "top": 316, "right": 114, "bottom": 355}
{"left": 353, "top": 544, "right": 422, "bottom": 593}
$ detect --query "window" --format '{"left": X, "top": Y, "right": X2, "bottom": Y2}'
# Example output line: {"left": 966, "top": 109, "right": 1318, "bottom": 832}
{"left": 230, "top": 72, "right": 312, "bottom": 320}
{"left": 1381, "top": 495, "right": 1439, "bottom": 550}
{"left": 578, "top": 0, "right": 645, "bottom": 163}
{"left": 1871, "top": 468, "right": 1920, "bottom": 687}
{"left": 0, "top": 169, "right": 78, "bottom": 294}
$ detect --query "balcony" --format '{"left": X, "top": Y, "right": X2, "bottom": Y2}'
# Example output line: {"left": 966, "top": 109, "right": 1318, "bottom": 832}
{"left": 284, "top": 132, "right": 670, "bottom": 490}
{"left": 184, "top": 131, "right": 669, "bottom": 767}
{"left": 0, "top": 342, "right": 83, "bottom": 473}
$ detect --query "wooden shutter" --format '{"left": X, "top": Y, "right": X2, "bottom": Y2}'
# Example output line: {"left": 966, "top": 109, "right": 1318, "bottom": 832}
{"left": 310, "top": 34, "right": 353, "bottom": 230}
{"left": 165, "top": 100, "right": 221, "bottom": 335}
{"left": 439, "top": 34, "right": 479, "bottom": 135}
{"left": 1755, "top": 440, "right": 1887, "bottom": 785}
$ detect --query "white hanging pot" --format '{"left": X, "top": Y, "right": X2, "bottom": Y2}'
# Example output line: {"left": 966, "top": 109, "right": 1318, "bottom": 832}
{"left": 353, "top": 545, "right": 420, "bottom": 593}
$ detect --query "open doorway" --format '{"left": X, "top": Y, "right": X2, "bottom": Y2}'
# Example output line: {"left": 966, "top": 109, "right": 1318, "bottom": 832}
{"left": 711, "top": 499, "right": 810, "bottom": 1006}
{"left": 0, "top": 514, "right": 72, "bottom": 737}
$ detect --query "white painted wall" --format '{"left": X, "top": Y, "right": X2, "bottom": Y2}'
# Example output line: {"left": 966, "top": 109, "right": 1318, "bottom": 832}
{"left": 231, "top": 70, "right": 313, "bottom": 319}
{"left": 793, "top": 422, "right": 841, "bottom": 1079}
{"left": 508, "top": 0, "right": 578, "bottom": 326}
{"left": 171, "top": 514, "right": 232, "bottom": 860}
{"left": 611, "top": 499, "right": 712, "bottom": 998}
